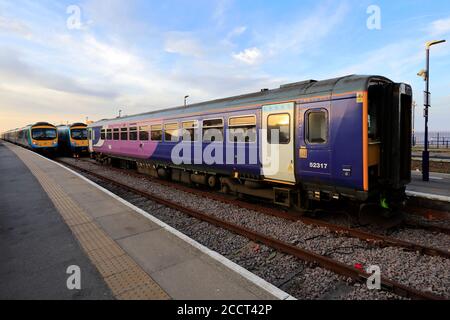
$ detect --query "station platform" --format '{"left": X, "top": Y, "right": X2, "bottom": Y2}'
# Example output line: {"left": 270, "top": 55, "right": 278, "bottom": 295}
{"left": 408, "top": 171, "right": 450, "bottom": 202}
{"left": 0, "top": 141, "right": 288, "bottom": 300}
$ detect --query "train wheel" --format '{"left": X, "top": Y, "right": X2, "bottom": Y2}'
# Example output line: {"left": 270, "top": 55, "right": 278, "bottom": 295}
{"left": 208, "top": 175, "right": 217, "bottom": 189}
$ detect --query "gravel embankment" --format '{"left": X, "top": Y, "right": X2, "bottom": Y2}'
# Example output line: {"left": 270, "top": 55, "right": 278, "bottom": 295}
{"left": 62, "top": 158, "right": 450, "bottom": 299}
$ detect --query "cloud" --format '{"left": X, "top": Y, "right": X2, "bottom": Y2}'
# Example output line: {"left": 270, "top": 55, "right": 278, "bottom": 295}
{"left": 228, "top": 26, "right": 246, "bottom": 38}
{"left": 0, "top": 48, "right": 117, "bottom": 99}
{"left": 212, "top": 0, "right": 232, "bottom": 27}
{"left": 164, "top": 32, "right": 204, "bottom": 57}
{"left": 0, "top": 16, "right": 32, "bottom": 38}
{"left": 337, "top": 40, "right": 423, "bottom": 80}
{"left": 429, "top": 16, "right": 450, "bottom": 36}
{"left": 265, "top": 2, "right": 348, "bottom": 57}
{"left": 232, "top": 47, "right": 262, "bottom": 65}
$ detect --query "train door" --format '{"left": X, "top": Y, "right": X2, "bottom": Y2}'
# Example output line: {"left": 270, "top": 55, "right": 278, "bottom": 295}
{"left": 88, "top": 128, "right": 94, "bottom": 152}
{"left": 262, "top": 102, "right": 296, "bottom": 184}
{"left": 297, "top": 103, "right": 332, "bottom": 180}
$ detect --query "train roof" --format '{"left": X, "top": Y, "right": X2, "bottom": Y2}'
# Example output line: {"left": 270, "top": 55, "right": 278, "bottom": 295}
{"left": 33, "top": 122, "right": 56, "bottom": 128}
{"left": 89, "top": 74, "right": 393, "bottom": 127}
{"left": 57, "top": 123, "right": 87, "bottom": 129}
{"left": 5, "top": 122, "right": 57, "bottom": 134}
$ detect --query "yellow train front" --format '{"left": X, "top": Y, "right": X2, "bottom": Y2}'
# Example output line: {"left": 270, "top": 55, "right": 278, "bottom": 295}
{"left": 57, "top": 123, "right": 89, "bottom": 157}
{"left": 2, "top": 122, "right": 58, "bottom": 155}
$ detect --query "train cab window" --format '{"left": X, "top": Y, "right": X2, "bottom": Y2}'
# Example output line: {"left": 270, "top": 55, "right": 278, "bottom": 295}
{"left": 139, "top": 126, "right": 149, "bottom": 141}
{"left": 120, "top": 128, "right": 128, "bottom": 140}
{"left": 113, "top": 129, "right": 120, "bottom": 140}
{"left": 267, "top": 114, "right": 290, "bottom": 144}
{"left": 151, "top": 125, "right": 162, "bottom": 141}
{"left": 182, "top": 121, "right": 199, "bottom": 141}
{"left": 164, "top": 123, "right": 179, "bottom": 142}
{"left": 203, "top": 119, "right": 224, "bottom": 142}
{"left": 129, "top": 127, "right": 138, "bottom": 141}
{"left": 228, "top": 116, "right": 257, "bottom": 143}
{"left": 106, "top": 129, "right": 113, "bottom": 140}
{"left": 101, "top": 129, "right": 106, "bottom": 140}
{"left": 306, "top": 110, "right": 328, "bottom": 144}
{"left": 72, "top": 128, "right": 88, "bottom": 140}
{"left": 32, "top": 128, "right": 57, "bottom": 140}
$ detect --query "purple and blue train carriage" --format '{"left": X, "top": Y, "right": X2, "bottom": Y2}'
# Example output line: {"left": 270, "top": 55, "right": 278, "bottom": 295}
{"left": 87, "top": 75, "right": 413, "bottom": 212}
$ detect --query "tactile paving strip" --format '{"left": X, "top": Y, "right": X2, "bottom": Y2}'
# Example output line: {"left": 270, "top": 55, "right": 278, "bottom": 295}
{"left": 10, "top": 146, "right": 170, "bottom": 300}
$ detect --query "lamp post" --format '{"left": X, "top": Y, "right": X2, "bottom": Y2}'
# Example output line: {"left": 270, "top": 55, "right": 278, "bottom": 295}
{"left": 419, "top": 39, "right": 446, "bottom": 182}
{"left": 184, "top": 95, "right": 190, "bottom": 108}
{"left": 412, "top": 101, "right": 416, "bottom": 146}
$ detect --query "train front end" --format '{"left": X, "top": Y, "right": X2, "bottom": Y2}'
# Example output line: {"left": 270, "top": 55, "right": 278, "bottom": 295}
{"left": 69, "top": 123, "right": 89, "bottom": 155}
{"left": 364, "top": 79, "right": 413, "bottom": 211}
{"left": 30, "top": 123, "right": 58, "bottom": 153}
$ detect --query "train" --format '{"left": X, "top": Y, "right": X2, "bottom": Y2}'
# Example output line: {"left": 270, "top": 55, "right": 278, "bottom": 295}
{"left": 87, "top": 75, "right": 413, "bottom": 212}
{"left": 1, "top": 122, "right": 59, "bottom": 153}
{"left": 57, "top": 123, "right": 89, "bottom": 156}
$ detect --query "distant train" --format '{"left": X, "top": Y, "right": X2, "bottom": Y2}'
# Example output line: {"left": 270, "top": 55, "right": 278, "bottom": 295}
{"left": 87, "top": 75, "right": 413, "bottom": 211}
{"left": 57, "top": 123, "right": 89, "bottom": 156}
{"left": 1, "top": 122, "right": 58, "bottom": 153}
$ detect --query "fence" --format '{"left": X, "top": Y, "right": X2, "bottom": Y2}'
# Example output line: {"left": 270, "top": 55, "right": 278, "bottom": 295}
{"left": 413, "top": 132, "right": 450, "bottom": 149}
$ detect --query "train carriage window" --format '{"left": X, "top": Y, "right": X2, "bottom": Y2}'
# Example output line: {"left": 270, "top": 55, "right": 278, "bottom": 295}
{"left": 113, "top": 129, "right": 120, "bottom": 140}
{"left": 268, "top": 114, "right": 290, "bottom": 144}
{"left": 306, "top": 110, "right": 328, "bottom": 144}
{"left": 164, "top": 123, "right": 179, "bottom": 142}
{"left": 106, "top": 129, "right": 112, "bottom": 140}
{"left": 151, "top": 125, "right": 162, "bottom": 141}
{"left": 182, "top": 121, "right": 199, "bottom": 141}
{"left": 139, "top": 126, "right": 149, "bottom": 141}
{"left": 228, "top": 116, "right": 257, "bottom": 143}
{"left": 203, "top": 119, "right": 224, "bottom": 142}
{"left": 120, "top": 128, "right": 128, "bottom": 140}
{"left": 101, "top": 129, "right": 106, "bottom": 140}
{"left": 129, "top": 127, "right": 138, "bottom": 141}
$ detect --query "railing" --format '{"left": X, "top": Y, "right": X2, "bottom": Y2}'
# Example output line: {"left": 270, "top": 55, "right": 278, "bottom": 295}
{"left": 413, "top": 132, "right": 450, "bottom": 149}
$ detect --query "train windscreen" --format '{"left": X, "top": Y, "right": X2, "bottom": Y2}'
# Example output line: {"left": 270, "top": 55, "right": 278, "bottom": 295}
{"left": 71, "top": 128, "right": 88, "bottom": 140}
{"left": 32, "top": 128, "right": 57, "bottom": 140}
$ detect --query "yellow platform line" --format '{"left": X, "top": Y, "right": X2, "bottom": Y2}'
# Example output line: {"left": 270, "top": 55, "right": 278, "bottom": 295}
{"left": 9, "top": 145, "right": 170, "bottom": 300}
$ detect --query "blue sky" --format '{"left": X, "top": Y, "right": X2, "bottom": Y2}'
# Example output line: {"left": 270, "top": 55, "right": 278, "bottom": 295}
{"left": 0, "top": 0, "right": 450, "bottom": 131}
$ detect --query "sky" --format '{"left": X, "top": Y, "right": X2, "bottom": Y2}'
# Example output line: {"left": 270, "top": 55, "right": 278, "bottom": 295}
{"left": 0, "top": 0, "right": 450, "bottom": 132}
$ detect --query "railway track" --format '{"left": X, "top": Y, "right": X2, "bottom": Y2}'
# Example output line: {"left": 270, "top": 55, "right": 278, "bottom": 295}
{"left": 57, "top": 158, "right": 447, "bottom": 300}
{"left": 66, "top": 158, "right": 450, "bottom": 260}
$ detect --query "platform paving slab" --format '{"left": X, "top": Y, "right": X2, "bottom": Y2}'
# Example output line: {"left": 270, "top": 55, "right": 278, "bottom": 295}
{"left": 2, "top": 142, "right": 281, "bottom": 300}
{"left": 0, "top": 142, "right": 113, "bottom": 300}
{"left": 409, "top": 171, "right": 450, "bottom": 198}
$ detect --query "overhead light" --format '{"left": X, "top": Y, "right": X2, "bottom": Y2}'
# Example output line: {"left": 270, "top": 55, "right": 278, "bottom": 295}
{"left": 417, "top": 69, "right": 427, "bottom": 81}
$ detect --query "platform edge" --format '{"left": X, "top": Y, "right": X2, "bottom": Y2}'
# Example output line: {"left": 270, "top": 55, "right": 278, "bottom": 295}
{"left": 26, "top": 149, "right": 295, "bottom": 300}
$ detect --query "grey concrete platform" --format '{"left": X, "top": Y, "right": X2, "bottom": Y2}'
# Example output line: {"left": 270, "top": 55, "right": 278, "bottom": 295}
{"left": 408, "top": 171, "right": 450, "bottom": 199}
{"left": 0, "top": 142, "right": 283, "bottom": 300}
{"left": 0, "top": 142, "right": 113, "bottom": 300}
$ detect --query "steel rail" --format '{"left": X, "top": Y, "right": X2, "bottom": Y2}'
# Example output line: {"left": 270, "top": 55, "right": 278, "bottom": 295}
{"left": 58, "top": 159, "right": 445, "bottom": 300}
{"left": 67, "top": 158, "right": 450, "bottom": 258}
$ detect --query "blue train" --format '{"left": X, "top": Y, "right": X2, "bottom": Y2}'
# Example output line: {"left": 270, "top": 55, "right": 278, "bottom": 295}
{"left": 1, "top": 122, "right": 58, "bottom": 154}
{"left": 57, "top": 123, "right": 89, "bottom": 156}
{"left": 88, "top": 75, "right": 412, "bottom": 211}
